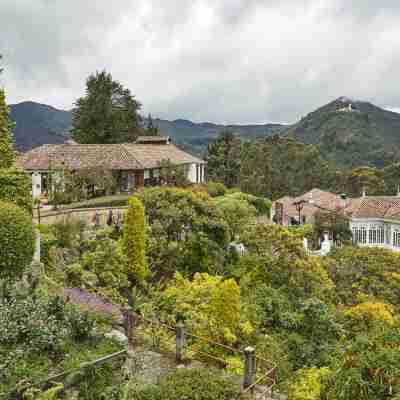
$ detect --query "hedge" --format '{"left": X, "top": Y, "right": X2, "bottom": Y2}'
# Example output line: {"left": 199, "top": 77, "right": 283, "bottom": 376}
{"left": 60, "top": 194, "right": 131, "bottom": 210}
{"left": 0, "top": 168, "right": 32, "bottom": 213}
{"left": 0, "top": 201, "right": 35, "bottom": 281}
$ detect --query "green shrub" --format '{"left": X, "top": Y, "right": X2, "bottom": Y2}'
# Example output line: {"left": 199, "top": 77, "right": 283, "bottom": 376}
{"left": 38, "top": 224, "right": 58, "bottom": 268}
{"left": 0, "top": 89, "right": 16, "bottom": 169}
{"left": 0, "top": 201, "right": 35, "bottom": 282}
{"left": 62, "top": 194, "right": 130, "bottom": 210}
{"left": 0, "top": 168, "right": 32, "bottom": 213}
{"left": 51, "top": 217, "right": 86, "bottom": 249}
{"left": 288, "top": 367, "right": 331, "bottom": 400}
{"left": 225, "top": 191, "right": 271, "bottom": 216}
{"left": 121, "top": 197, "right": 149, "bottom": 284}
{"left": 68, "top": 308, "right": 96, "bottom": 341}
{"left": 66, "top": 263, "right": 85, "bottom": 286}
{"left": 0, "top": 296, "right": 96, "bottom": 353}
{"left": 128, "top": 369, "right": 239, "bottom": 400}
{"left": 204, "top": 182, "right": 227, "bottom": 197}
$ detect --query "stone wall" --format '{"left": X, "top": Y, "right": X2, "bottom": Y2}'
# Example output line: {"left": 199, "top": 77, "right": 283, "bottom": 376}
{"left": 34, "top": 206, "right": 128, "bottom": 226}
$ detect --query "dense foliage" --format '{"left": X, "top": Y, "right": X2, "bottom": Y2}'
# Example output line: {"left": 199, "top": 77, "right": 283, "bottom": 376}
{"left": 8, "top": 183, "right": 400, "bottom": 399}
{"left": 0, "top": 167, "right": 32, "bottom": 212}
{"left": 0, "top": 88, "right": 16, "bottom": 169}
{"left": 121, "top": 197, "right": 149, "bottom": 285}
{"left": 205, "top": 131, "right": 242, "bottom": 188}
{"left": 71, "top": 70, "right": 143, "bottom": 144}
{"left": 127, "top": 369, "right": 240, "bottom": 400}
{"left": 0, "top": 201, "right": 35, "bottom": 282}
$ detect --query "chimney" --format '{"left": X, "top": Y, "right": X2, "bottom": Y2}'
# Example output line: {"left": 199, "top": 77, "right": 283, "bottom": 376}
{"left": 340, "top": 193, "right": 348, "bottom": 209}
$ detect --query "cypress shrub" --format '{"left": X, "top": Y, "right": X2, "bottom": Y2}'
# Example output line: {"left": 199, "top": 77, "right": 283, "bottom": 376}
{"left": 0, "top": 201, "right": 35, "bottom": 281}
{"left": 121, "top": 196, "right": 149, "bottom": 284}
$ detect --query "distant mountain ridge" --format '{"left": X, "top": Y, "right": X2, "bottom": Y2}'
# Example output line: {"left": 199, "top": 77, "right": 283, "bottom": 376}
{"left": 284, "top": 97, "right": 400, "bottom": 168}
{"left": 10, "top": 101, "right": 72, "bottom": 152}
{"left": 152, "top": 117, "right": 285, "bottom": 154}
{"left": 9, "top": 101, "right": 285, "bottom": 154}
{"left": 11, "top": 99, "right": 400, "bottom": 168}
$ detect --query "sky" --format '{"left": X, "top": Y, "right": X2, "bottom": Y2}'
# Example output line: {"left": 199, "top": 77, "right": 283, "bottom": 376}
{"left": 1, "top": 0, "right": 400, "bottom": 124}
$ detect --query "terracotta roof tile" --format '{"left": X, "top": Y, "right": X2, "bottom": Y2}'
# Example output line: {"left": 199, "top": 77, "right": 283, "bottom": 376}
{"left": 346, "top": 197, "right": 400, "bottom": 221}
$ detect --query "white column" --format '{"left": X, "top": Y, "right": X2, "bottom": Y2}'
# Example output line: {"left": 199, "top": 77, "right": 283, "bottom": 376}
{"left": 33, "top": 230, "right": 41, "bottom": 263}
{"left": 188, "top": 163, "right": 197, "bottom": 183}
{"left": 32, "top": 172, "right": 42, "bottom": 198}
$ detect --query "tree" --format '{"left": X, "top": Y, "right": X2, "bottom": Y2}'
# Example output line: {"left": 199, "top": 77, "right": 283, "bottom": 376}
{"left": 240, "top": 136, "right": 333, "bottom": 199}
{"left": 158, "top": 159, "right": 190, "bottom": 187}
{"left": 145, "top": 113, "right": 160, "bottom": 136}
{"left": 0, "top": 201, "right": 35, "bottom": 283}
{"left": 135, "top": 187, "right": 230, "bottom": 277}
{"left": 0, "top": 168, "right": 32, "bottom": 213}
{"left": 205, "top": 131, "right": 242, "bottom": 188}
{"left": 0, "top": 89, "right": 16, "bottom": 169}
{"left": 213, "top": 196, "right": 257, "bottom": 240}
{"left": 313, "top": 210, "right": 352, "bottom": 244}
{"left": 71, "top": 70, "right": 143, "bottom": 144}
{"left": 163, "top": 272, "right": 249, "bottom": 344}
{"left": 121, "top": 197, "right": 149, "bottom": 286}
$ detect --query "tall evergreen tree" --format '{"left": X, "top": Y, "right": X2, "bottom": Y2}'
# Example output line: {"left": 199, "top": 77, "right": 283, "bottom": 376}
{"left": 205, "top": 131, "right": 242, "bottom": 188}
{"left": 121, "top": 196, "right": 149, "bottom": 285}
{"left": 145, "top": 113, "right": 160, "bottom": 136}
{"left": 0, "top": 89, "right": 16, "bottom": 169}
{"left": 71, "top": 70, "right": 143, "bottom": 144}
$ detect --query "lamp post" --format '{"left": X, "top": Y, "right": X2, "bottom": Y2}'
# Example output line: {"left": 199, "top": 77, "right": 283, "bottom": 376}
{"left": 293, "top": 200, "right": 306, "bottom": 225}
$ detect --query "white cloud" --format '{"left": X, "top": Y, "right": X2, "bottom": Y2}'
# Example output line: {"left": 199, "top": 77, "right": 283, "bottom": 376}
{"left": 1, "top": 0, "right": 400, "bottom": 123}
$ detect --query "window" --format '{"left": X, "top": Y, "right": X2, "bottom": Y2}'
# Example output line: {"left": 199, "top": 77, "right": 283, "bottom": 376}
{"left": 393, "top": 229, "right": 400, "bottom": 248}
{"left": 378, "top": 226, "right": 385, "bottom": 244}
{"left": 352, "top": 225, "right": 367, "bottom": 244}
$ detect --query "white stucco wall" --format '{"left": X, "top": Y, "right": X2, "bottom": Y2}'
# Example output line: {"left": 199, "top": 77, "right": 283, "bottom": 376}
{"left": 32, "top": 172, "right": 42, "bottom": 198}
{"left": 187, "top": 163, "right": 197, "bottom": 183}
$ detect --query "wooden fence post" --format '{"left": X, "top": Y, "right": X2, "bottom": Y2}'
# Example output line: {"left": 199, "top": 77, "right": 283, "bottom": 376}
{"left": 123, "top": 310, "right": 135, "bottom": 345}
{"left": 243, "top": 346, "right": 256, "bottom": 391}
{"left": 176, "top": 320, "right": 185, "bottom": 363}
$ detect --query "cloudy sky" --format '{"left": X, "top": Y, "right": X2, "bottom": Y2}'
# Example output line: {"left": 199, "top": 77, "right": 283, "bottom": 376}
{"left": 1, "top": 0, "right": 400, "bottom": 124}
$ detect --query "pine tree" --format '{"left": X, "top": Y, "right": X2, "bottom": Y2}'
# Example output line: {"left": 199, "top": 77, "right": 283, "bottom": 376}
{"left": 121, "top": 196, "right": 149, "bottom": 284}
{"left": 71, "top": 70, "right": 143, "bottom": 144}
{"left": 145, "top": 114, "right": 160, "bottom": 136}
{"left": 0, "top": 89, "right": 16, "bottom": 169}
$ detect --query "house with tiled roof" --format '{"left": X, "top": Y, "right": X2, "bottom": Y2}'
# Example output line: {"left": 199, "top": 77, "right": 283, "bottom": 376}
{"left": 17, "top": 137, "right": 206, "bottom": 198}
{"left": 346, "top": 195, "right": 400, "bottom": 250}
{"left": 273, "top": 188, "right": 400, "bottom": 251}
{"left": 272, "top": 188, "right": 350, "bottom": 226}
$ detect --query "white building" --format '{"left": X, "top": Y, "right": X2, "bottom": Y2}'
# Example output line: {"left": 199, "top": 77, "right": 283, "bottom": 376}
{"left": 347, "top": 196, "right": 400, "bottom": 251}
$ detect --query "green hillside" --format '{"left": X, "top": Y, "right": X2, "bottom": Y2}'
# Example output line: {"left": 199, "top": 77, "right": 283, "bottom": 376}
{"left": 152, "top": 118, "right": 285, "bottom": 154}
{"left": 10, "top": 101, "right": 72, "bottom": 151}
{"left": 284, "top": 97, "right": 400, "bottom": 168}
{"left": 10, "top": 101, "right": 285, "bottom": 154}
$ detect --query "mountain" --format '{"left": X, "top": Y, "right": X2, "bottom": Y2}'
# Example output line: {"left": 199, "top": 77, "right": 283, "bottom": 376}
{"left": 152, "top": 118, "right": 285, "bottom": 154}
{"left": 10, "top": 101, "right": 285, "bottom": 154}
{"left": 284, "top": 97, "right": 400, "bottom": 168}
{"left": 10, "top": 101, "right": 72, "bottom": 151}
